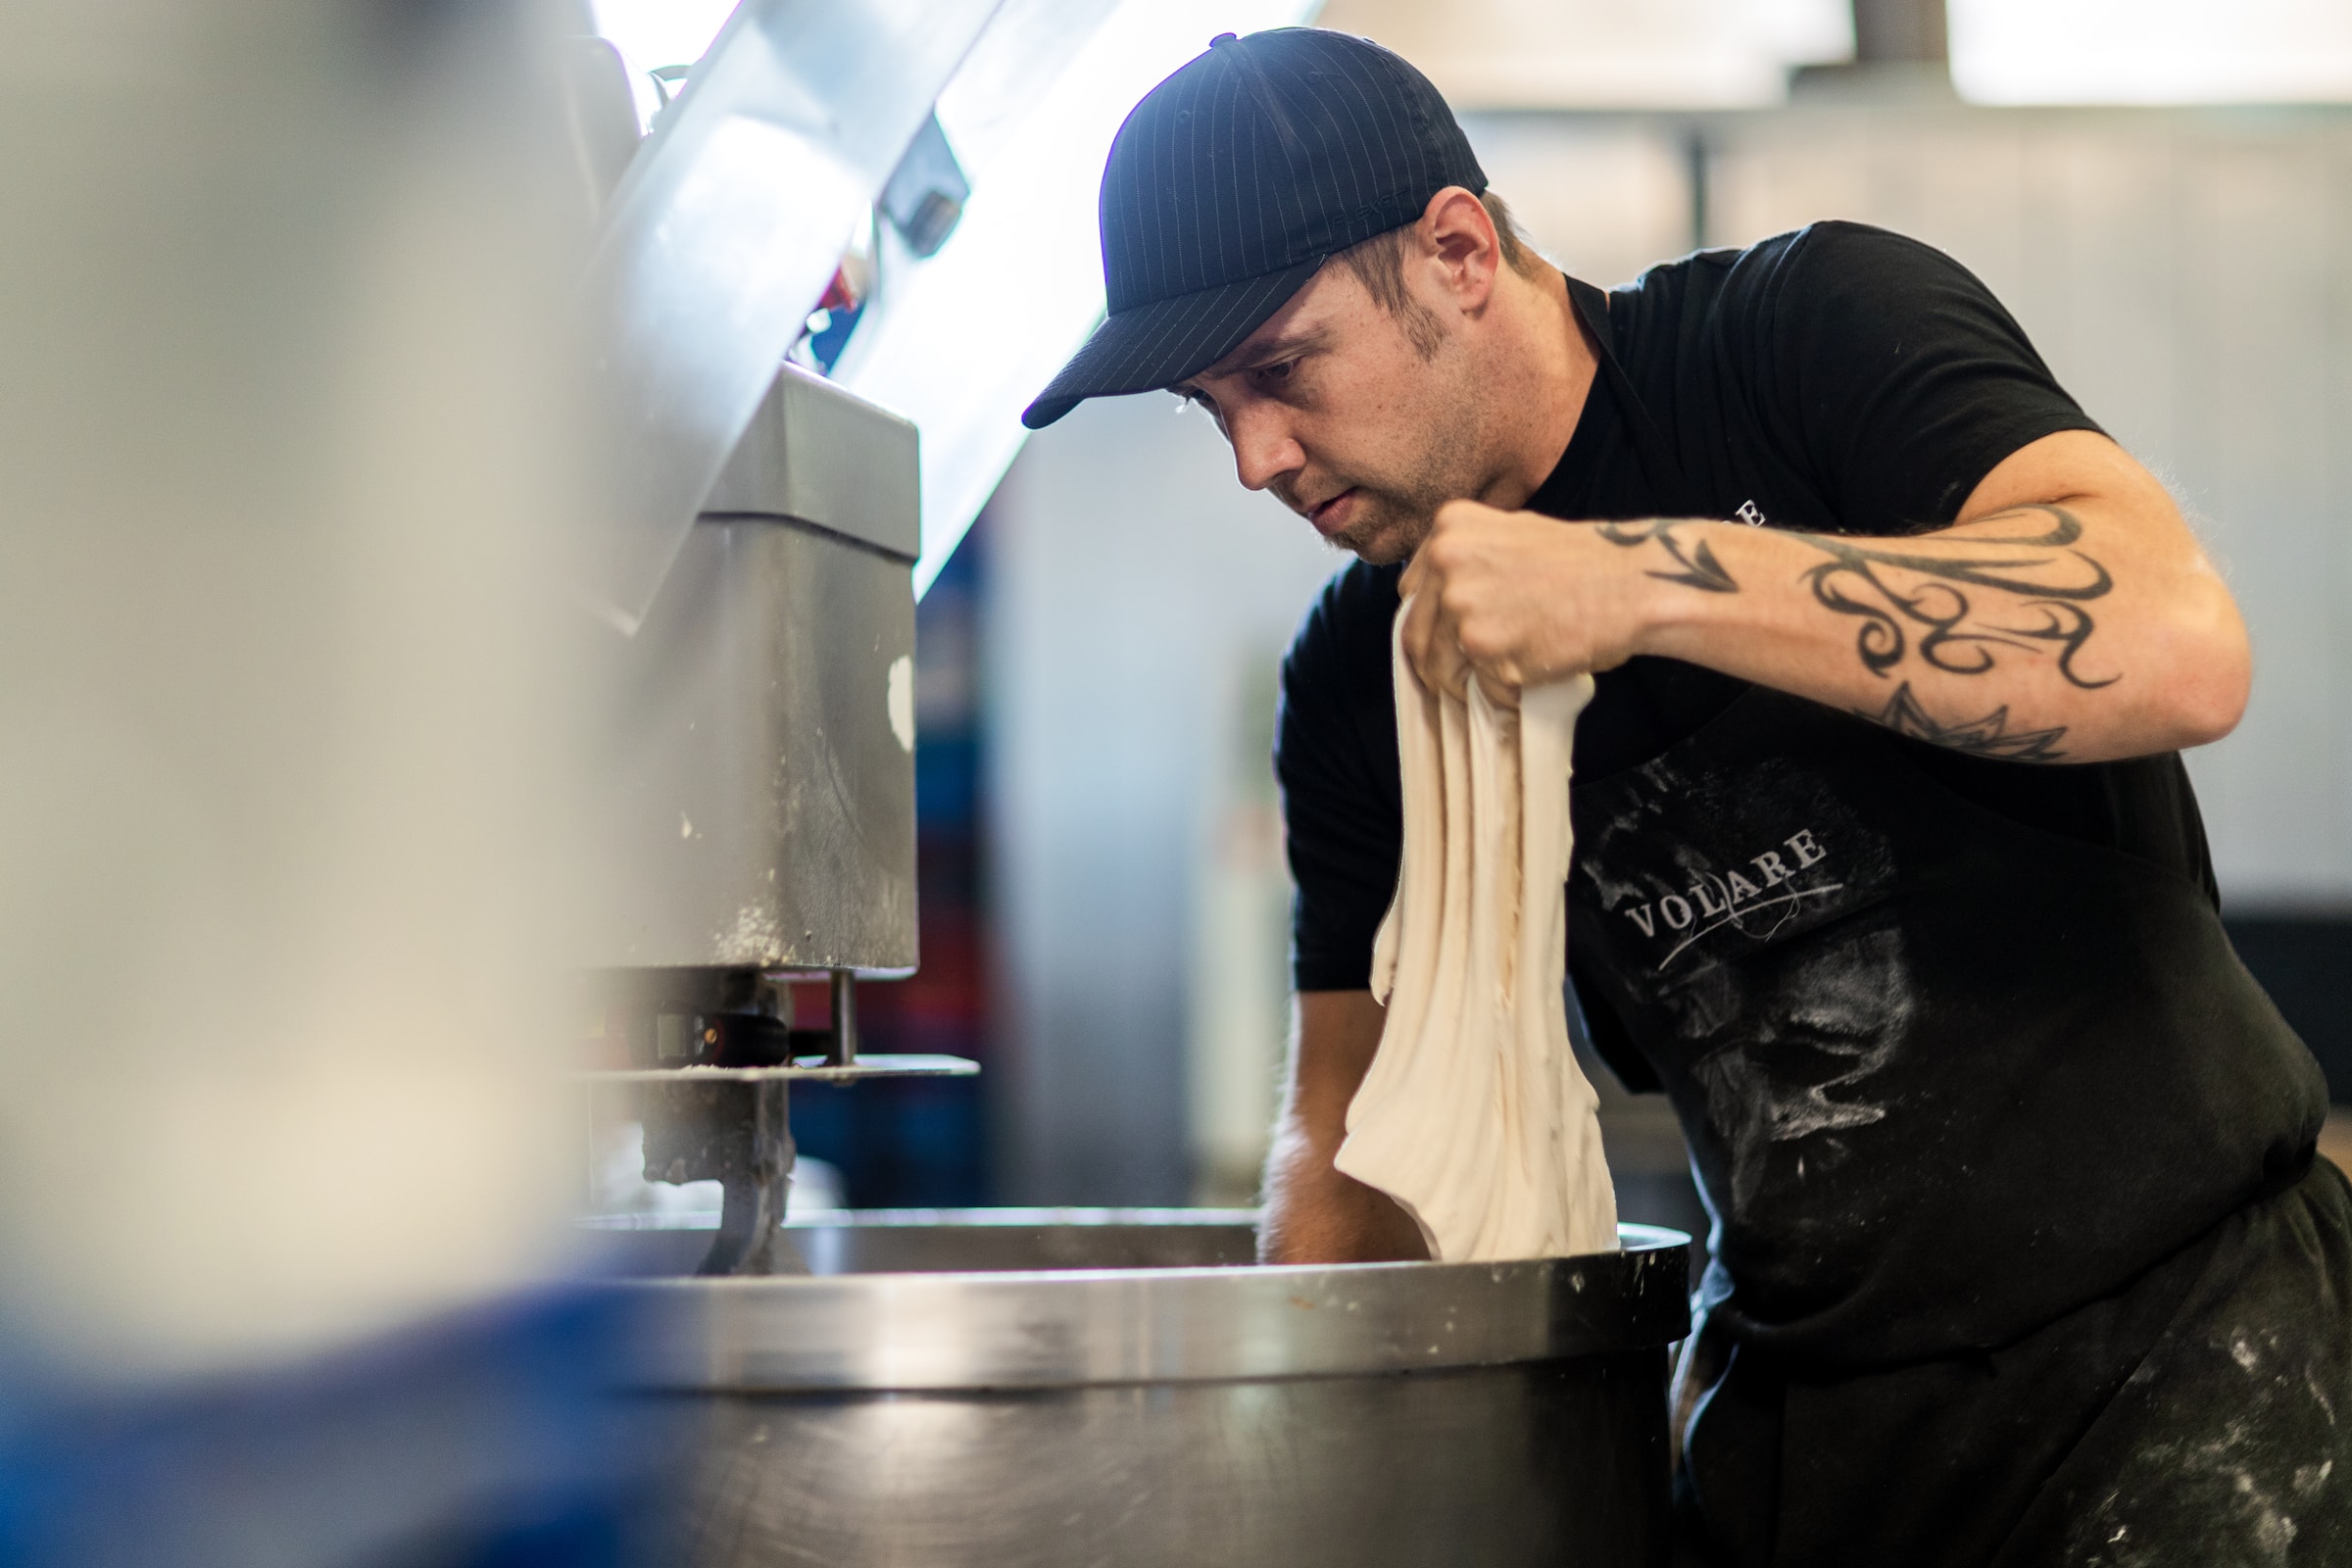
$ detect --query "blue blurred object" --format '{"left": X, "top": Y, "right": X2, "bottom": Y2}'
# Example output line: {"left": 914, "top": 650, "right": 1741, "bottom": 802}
{"left": 0, "top": 1286, "right": 685, "bottom": 1568}
{"left": 794, "top": 1075, "right": 989, "bottom": 1207}
{"left": 805, "top": 297, "right": 866, "bottom": 373}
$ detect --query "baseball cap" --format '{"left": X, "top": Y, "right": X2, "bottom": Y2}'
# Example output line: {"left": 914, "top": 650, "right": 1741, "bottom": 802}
{"left": 1020, "top": 27, "right": 1486, "bottom": 430}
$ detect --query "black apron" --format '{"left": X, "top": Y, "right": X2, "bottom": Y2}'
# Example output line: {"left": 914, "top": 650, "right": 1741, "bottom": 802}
{"left": 1554, "top": 275, "right": 2328, "bottom": 1366}
{"left": 1549, "top": 276, "right": 2350, "bottom": 1565}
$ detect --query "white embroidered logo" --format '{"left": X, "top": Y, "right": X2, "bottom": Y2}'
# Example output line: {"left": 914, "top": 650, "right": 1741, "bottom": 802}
{"left": 1620, "top": 828, "right": 1842, "bottom": 967}
{"left": 1735, "top": 499, "right": 1768, "bottom": 527}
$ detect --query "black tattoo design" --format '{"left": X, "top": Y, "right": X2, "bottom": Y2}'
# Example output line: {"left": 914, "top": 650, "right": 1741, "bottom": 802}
{"left": 1595, "top": 518, "right": 1740, "bottom": 593}
{"left": 1790, "top": 506, "right": 2116, "bottom": 689}
{"left": 1863, "top": 681, "right": 2069, "bottom": 762}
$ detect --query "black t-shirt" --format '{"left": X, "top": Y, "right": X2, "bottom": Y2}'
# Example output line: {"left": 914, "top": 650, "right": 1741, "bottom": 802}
{"left": 1280, "top": 220, "right": 2214, "bottom": 1019}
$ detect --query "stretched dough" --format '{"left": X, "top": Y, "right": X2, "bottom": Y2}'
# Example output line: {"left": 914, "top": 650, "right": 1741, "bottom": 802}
{"left": 1334, "top": 601, "right": 1619, "bottom": 1262}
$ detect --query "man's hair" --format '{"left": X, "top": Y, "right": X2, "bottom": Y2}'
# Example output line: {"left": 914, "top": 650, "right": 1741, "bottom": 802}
{"left": 1333, "top": 189, "right": 1540, "bottom": 360}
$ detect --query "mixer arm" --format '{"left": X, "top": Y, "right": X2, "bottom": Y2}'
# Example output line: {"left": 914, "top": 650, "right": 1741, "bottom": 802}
{"left": 570, "top": 0, "right": 1004, "bottom": 632}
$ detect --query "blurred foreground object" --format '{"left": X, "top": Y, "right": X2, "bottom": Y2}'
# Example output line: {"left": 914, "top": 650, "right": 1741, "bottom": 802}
{"left": 0, "top": 0, "right": 585, "bottom": 1391}
{"left": 0, "top": 0, "right": 657, "bottom": 1560}
{"left": 0, "top": 1291, "right": 678, "bottom": 1568}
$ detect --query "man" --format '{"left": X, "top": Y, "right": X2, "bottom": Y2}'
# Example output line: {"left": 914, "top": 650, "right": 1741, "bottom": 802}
{"left": 1023, "top": 26, "right": 2352, "bottom": 1566}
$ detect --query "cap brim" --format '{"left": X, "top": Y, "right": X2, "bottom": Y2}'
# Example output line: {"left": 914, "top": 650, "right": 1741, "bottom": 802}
{"left": 1021, "top": 256, "right": 1326, "bottom": 429}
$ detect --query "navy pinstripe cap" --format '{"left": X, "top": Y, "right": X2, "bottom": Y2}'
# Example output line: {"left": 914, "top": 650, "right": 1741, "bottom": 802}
{"left": 1020, "top": 28, "right": 1486, "bottom": 429}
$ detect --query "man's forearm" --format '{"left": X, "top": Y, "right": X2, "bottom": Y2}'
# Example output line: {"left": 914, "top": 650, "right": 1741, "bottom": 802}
{"left": 1399, "top": 432, "right": 2251, "bottom": 765}
{"left": 1616, "top": 500, "right": 2241, "bottom": 763}
{"left": 1258, "top": 991, "right": 1428, "bottom": 1264}
{"left": 1257, "top": 1111, "right": 1427, "bottom": 1263}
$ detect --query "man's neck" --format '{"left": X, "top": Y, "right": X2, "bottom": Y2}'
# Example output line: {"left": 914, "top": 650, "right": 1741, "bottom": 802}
{"left": 1476, "top": 264, "right": 1598, "bottom": 513}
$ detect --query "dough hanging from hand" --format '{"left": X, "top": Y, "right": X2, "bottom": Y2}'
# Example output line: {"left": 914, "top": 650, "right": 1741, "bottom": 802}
{"left": 1333, "top": 601, "right": 1619, "bottom": 1262}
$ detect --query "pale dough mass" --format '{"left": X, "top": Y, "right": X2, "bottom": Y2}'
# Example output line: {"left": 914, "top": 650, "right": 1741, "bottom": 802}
{"left": 1334, "top": 603, "right": 1620, "bottom": 1262}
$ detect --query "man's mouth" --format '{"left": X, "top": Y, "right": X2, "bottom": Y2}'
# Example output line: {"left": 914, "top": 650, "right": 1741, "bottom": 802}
{"left": 1307, "top": 487, "right": 1358, "bottom": 534}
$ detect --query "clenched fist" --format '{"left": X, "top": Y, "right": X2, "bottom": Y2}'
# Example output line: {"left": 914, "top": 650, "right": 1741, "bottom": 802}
{"left": 1397, "top": 501, "right": 1687, "bottom": 704}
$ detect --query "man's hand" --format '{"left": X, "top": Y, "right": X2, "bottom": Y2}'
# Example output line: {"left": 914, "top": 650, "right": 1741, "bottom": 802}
{"left": 1393, "top": 429, "right": 2251, "bottom": 765}
{"left": 1397, "top": 501, "right": 1671, "bottom": 704}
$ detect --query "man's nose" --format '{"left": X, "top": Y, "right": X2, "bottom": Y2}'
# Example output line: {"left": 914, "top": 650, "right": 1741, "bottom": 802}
{"left": 1227, "top": 406, "right": 1304, "bottom": 493}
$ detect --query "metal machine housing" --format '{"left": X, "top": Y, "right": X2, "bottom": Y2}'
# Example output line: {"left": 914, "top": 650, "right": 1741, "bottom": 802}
{"left": 581, "top": 365, "right": 919, "bottom": 977}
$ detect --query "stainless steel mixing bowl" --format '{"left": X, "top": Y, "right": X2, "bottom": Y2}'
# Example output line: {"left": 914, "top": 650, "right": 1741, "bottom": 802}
{"left": 599, "top": 1209, "right": 1690, "bottom": 1567}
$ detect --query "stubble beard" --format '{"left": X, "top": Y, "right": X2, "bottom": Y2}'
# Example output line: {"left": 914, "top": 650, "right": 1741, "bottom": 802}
{"left": 1322, "top": 483, "right": 1444, "bottom": 564}
{"left": 1326, "top": 429, "right": 1486, "bottom": 570}
{"left": 1320, "top": 404, "right": 1495, "bottom": 566}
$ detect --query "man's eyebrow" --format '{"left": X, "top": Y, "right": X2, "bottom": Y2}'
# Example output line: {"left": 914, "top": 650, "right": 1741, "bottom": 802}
{"left": 1229, "top": 326, "right": 1328, "bottom": 370}
{"left": 1173, "top": 326, "right": 1332, "bottom": 399}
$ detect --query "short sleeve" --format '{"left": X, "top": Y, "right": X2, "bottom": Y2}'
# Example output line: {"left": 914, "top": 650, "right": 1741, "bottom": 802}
{"left": 1277, "top": 564, "right": 1406, "bottom": 993}
{"left": 1744, "top": 221, "right": 2104, "bottom": 534}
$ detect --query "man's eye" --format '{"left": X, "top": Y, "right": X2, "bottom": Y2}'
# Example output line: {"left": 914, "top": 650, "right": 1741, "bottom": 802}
{"left": 1255, "top": 360, "right": 1296, "bottom": 383}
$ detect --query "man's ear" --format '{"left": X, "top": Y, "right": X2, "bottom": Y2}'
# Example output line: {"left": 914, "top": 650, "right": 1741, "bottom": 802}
{"left": 1418, "top": 185, "right": 1501, "bottom": 311}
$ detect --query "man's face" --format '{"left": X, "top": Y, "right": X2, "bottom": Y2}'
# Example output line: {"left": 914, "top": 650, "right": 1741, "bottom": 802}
{"left": 1172, "top": 260, "right": 1495, "bottom": 564}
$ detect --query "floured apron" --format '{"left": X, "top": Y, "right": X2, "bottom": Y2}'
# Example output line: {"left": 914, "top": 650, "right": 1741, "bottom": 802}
{"left": 1552, "top": 277, "right": 2341, "bottom": 1564}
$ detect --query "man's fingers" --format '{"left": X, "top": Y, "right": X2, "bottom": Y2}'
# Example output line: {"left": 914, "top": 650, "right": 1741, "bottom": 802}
{"left": 1432, "top": 497, "right": 1495, "bottom": 535}
{"left": 1399, "top": 591, "right": 1471, "bottom": 702}
{"left": 1425, "top": 638, "right": 1471, "bottom": 702}
{"left": 1421, "top": 609, "right": 1473, "bottom": 701}
{"left": 1402, "top": 506, "right": 1526, "bottom": 703}
{"left": 1403, "top": 503, "right": 1604, "bottom": 699}
{"left": 1473, "top": 663, "right": 1522, "bottom": 710}
{"left": 1399, "top": 591, "right": 1465, "bottom": 700}
{"left": 1398, "top": 589, "right": 1437, "bottom": 670}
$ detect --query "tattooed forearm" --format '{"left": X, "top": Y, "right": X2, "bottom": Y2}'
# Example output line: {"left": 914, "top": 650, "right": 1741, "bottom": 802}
{"left": 1790, "top": 506, "right": 2117, "bottom": 689}
{"left": 1862, "top": 681, "right": 2069, "bottom": 762}
{"left": 1596, "top": 518, "right": 1740, "bottom": 593}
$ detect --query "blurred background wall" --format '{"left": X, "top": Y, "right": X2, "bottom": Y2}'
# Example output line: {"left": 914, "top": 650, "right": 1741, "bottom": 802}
{"left": 984, "top": 400, "right": 1337, "bottom": 1203}
{"left": 967, "top": 3, "right": 2352, "bottom": 1206}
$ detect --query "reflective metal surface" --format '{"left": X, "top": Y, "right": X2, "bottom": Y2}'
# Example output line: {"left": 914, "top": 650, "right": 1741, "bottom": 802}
{"left": 581, "top": 514, "right": 916, "bottom": 973}
{"left": 590, "top": 1207, "right": 1261, "bottom": 1274}
{"left": 582, "top": 1055, "right": 977, "bottom": 1085}
{"left": 623, "top": 1217, "right": 1689, "bottom": 1392}
{"left": 678, "top": 1354, "right": 1668, "bottom": 1567}
{"left": 824, "top": 966, "right": 860, "bottom": 1065}
{"left": 624, "top": 1212, "right": 1688, "bottom": 1568}
{"left": 574, "top": 0, "right": 1002, "bottom": 628}
{"left": 701, "top": 366, "right": 919, "bottom": 560}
